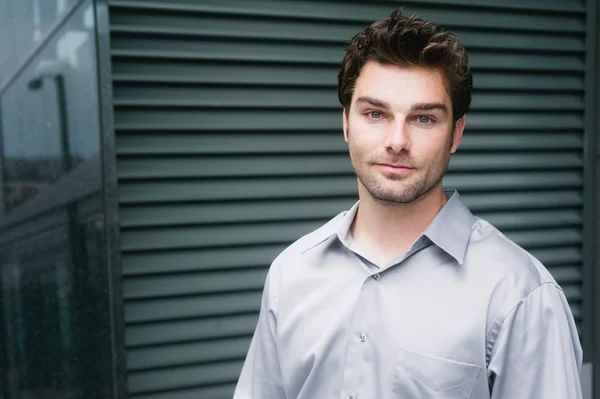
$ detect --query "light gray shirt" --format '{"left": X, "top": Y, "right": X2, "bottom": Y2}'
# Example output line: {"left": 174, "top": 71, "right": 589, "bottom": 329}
{"left": 234, "top": 190, "right": 583, "bottom": 399}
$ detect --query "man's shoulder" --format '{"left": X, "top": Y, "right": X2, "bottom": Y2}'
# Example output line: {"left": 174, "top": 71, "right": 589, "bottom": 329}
{"left": 468, "top": 217, "right": 558, "bottom": 289}
{"left": 270, "top": 209, "right": 347, "bottom": 268}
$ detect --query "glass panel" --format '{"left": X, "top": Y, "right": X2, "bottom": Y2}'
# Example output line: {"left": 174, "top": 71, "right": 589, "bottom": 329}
{"left": 1, "top": 0, "right": 100, "bottom": 211}
{"left": 0, "top": 0, "right": 117, "bottom": 398}
{"left": 1, "top": 202, "right": 113, "bottom": 399}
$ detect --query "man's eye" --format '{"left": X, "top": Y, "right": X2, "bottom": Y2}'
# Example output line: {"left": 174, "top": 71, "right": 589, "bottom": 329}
{"left": 368, "top": 111, "right": 383, "bottom": 119}
{"left": 417, "top": 116, "right": 432, "bottom": 124}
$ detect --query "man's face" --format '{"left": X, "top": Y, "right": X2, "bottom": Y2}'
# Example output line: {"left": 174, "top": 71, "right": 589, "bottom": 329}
{"left": 343, "top": 61, "right": 465, "bottom": 204}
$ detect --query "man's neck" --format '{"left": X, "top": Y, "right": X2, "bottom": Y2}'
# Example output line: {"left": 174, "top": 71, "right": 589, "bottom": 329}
{"left": 350, "top": 186, "right": 448, "bottom": 265}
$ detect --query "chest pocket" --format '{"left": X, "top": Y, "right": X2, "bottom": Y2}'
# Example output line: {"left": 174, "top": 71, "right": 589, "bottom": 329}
{"left": 393, "top": 348, "right": 481, "bottom": 398}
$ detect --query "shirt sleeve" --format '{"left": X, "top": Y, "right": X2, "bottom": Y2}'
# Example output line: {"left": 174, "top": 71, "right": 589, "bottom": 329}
{"left": 233, "top": 267, "right": 287, "bottom": 399}
{"left": 488, "top": 282, "right": 583, "bottom": 398}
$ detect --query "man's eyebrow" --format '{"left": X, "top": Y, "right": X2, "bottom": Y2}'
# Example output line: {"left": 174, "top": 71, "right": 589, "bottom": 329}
{"left": 355, "top": 96, "right": 391, "bottom": 109}
{"left": 410, "top": 102, "right": 448, "bottom": 113}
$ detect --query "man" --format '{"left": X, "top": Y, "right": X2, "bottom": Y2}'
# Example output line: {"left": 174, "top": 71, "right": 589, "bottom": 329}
{"left": 234, "top": 8, "right": 583, "bottom": 399}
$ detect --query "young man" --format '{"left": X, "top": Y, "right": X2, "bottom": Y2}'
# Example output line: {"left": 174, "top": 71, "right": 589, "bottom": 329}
{"left": 234, "top": 9, "right": 583, "bottom": 399}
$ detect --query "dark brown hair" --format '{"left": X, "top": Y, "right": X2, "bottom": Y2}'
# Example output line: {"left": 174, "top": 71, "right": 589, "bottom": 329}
{"left": 338, "top": 9, "right": 472, "bottom": 122}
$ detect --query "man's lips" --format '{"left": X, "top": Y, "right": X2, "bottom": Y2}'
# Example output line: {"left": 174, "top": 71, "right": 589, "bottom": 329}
{"left": 377, "top": 163, "right": 413, "bottom": 169}
{"left": 376, "top": 163, "right": 414, "bottom": 175}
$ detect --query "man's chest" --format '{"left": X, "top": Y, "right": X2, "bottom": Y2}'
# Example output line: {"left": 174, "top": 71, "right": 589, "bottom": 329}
{"left": 275, "top": 254, "right": 490, "bottom": 398}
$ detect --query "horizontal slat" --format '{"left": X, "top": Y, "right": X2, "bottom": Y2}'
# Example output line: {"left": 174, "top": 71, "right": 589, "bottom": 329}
{"left": 478, "top": 209, "right": 581, "bottom": 231}
{"left": 122, "top": 244, "right": 285, "bottom": 275}
{"left": 125, "top": 292, "right": 262, "bottom": 323}
{"left": 109, "top": 13, "right": 584, "bottom": 53}
{"left": 113, "top": 86, "right": 583, "bottom": 111}
{"left": 128, "top": 336, "right": 251, "bottom": 371}
{"left": 121, "top": 218, "right": 582, "bottom": 252}
{"left": 459, "top": 132, "right": 583, "bottom": 150}
{"left": 117, "top": 152, "right": 581, "bottom": 179}
{"left": 128, "top": 359, "right": 243, "bottom": 394}
{"left": 473, "top": 72, "right": 584, "bottom": 92}
{"left": 129, "top": 383, "right": 235, "bottom": 399}
{"left": 121, "top": 230, "right": 582, "bottom": 278}
{"left": 126, "top": 314, "right": 259, "bottom": 346}
{"left": 547, "top": 266, "right": 582, "bottom": 284}
{"left": 112, "top": 62, "right": 585, "bottom": 92}
{"left": 529, "top": 247, "right": 582, "bottom": 267}
{"left": 462, "top": 190, "right": 582, "bottom": 211}
{"left": 117, "top": 155, "right": 354, "bottom": 178}
{"left": 109, "top": 0, "right": 585, "bottom": 29}
{"left": 119, "top": 194, "right": 582, "bottom": 227}
{"left": 118, "top": 173, "right": 582, "bottom": 203}
{"left": 124, "top": 268, "right": 268, "bottom": 299}
{"left": 121, "top": 220, "right": 322, "bottom": 251}
{"left": 111, "top": 41, "right": 585, "bottom": 71}
{"left": 115, "top": 132, "right": 583, "bottom": 156}
{"left": 446, "top": 172, "right": 583, "bottom": 191}
{"left": 505, "top": 228, "right": 581, "bottom": 249}
{"left": 472, "top": 92, "right": 582, "bottom": 110}
{"left": 114, "top": 109, "right": 583, "bottom": 131}
{"left": 120, "top": 198, "right": 353, "bottom": 227}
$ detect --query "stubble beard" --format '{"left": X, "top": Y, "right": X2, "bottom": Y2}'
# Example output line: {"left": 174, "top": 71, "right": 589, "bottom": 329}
{"left": 353, "top": 156, "right": 449, "bottom": 205}
{"left": 348, "top": 133, "right": 453, "bottom": 205}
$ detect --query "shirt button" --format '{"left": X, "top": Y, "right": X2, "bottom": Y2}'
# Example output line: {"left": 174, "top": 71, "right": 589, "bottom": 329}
{"left": 349, "top": 396, "right": 356, "bottom": 399}
{"left": 373, "top": 273, "right": 381, "bottom": 280}
{"left": 359, "top": 333, "right": 367, "bottom": 342}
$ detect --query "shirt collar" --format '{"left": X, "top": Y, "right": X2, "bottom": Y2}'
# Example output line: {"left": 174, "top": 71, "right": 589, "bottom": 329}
{"left": 333, "top": 189, "right": 474, "bottom": 265}
{"left": 422, "top": 190, "right": 474, "bottom": 265}
{"left": 336, "top": 200, "right": 360, "bottom": 247}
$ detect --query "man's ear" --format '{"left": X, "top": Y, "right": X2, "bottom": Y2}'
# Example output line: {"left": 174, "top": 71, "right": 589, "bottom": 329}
{"left": 343, "top": 107, "right": 349, "bottom": 143}
{"left": 451, "top": 116, "right": 466, "bottom": 153}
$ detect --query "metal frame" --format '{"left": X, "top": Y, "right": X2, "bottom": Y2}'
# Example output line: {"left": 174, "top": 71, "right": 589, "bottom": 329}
{"left": 92, "top": 0, "right": 127, "bottom": 398}
{"left": 583, "top": 0, "right": 599, "bottom": 395}
{"left": 0, "top": 99, "right": 5, "bottom": 217}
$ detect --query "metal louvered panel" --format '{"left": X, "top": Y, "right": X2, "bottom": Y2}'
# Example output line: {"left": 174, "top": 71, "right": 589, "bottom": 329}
{"left": 108, "top": 0, "right": 587, "bottom": 396}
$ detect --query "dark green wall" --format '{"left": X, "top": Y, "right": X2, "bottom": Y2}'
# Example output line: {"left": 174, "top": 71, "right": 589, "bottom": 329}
{"left": 108, "top": 0, "right": 593, "bottom": 397}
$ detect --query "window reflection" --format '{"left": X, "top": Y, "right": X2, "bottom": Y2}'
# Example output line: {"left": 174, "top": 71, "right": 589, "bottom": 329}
{"left": 2, "top": 205, "right": 111, "bottom": 398}
{"left": 0, "top": 1, "right": 118, "bottom": 398}
{"left": 0, "top": 0, "right": 79, "bottom": 85}
{"left": 1, "top": 2, "right": 99, "bottom": 212}
{"left": 4, "top": 62, "right": 77, "bottom": 210}
{"left": 2, "top": 227, "right": 76, "bottom": 398}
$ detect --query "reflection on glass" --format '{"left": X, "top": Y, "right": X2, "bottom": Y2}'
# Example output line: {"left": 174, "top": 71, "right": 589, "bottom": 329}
{"left": 0, "top": 0, "right": 79, "bottom": 84}
{"left": 1, "top": 1, "right": 99, "bottom": 211}
{"left": 4, "top": 62, "right": 77, "bottom": 210}
{"left": 2, "top": 207, "right": 112, "bottom": 398}
{"left": 0, "top": 0, "right": 117, "bottom": 398}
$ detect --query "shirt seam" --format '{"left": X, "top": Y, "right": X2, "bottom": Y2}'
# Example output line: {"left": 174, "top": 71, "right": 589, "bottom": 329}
{"left": 486, "top": 281, "right": 560, "bottom": 365}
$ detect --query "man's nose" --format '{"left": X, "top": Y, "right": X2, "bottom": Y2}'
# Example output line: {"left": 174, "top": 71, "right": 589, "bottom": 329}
{"left": 384, "top": 122, "right": 411, "bottom": 153}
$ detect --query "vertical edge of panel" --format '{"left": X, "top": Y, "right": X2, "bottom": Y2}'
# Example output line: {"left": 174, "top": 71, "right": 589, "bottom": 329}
{"left": 93, "top": 0, "right": 128, "bottom": 398}
{"left": 583, "top": 0, "right": 598, "bottom": 368}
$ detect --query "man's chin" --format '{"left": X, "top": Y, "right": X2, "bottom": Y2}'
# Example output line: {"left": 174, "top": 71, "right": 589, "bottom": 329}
{"left": 367, "top": 187, "right": 418, "bottom": 205}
